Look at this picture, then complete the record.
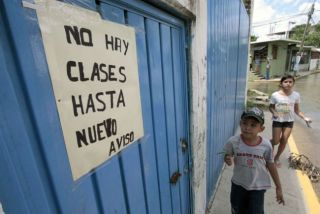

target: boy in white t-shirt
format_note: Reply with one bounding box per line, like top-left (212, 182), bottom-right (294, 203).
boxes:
top-left (224, 107), bottom-right (284, 214)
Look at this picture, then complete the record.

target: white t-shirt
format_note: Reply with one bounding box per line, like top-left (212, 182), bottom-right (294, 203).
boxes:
top-left (270, 91), bottom-right (300, 122)
top-left (223, 135), bottom-right (273, 190)
top-left (266, 64), bottom-right (270, 69)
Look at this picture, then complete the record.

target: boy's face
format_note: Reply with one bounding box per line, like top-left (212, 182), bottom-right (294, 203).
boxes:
top-left (240, 117), bottom-right (264, 139)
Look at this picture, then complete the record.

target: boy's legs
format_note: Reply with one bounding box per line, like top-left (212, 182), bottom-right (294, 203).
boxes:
top-left (231, 182), bottom-right (248, 214)
top-left (247, 189), bottom-right (266, 214)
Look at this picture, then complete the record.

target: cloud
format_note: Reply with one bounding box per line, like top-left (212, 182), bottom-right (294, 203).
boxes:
top-left (298, 2), bottom-right (313, 12)
top-left (282, 0), bottom-right (295, 3)
top-left (252, 0), bottom-right (276, 23)
top-left (297, 2), bottom-right (320, 25)
top-left (292, 1), bottom-right (301, 7)
top-left (252, 0), bottom-right (278, 37)
top-left (251, 0), bottom-right (320, 38)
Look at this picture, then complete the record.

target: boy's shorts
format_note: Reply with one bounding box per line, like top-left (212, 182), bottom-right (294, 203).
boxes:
top-left (272, 121), bottom-right (294, 128)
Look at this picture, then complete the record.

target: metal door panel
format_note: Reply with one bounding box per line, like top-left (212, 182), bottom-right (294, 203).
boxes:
top-left (236, 5), bottom-right (249, 120)
top-left (171, 28), bottom-right (190, 214)
top-left (120, 146), bottom-right (148, 214)
top-left (160, 24), bottom-right (182, 214)
top-left (127, 11), bottom-right (162, 214)
top-left (145, 18), bottom-right (173, 214)
top-left (0, 23), bottom-right (51, 213)
top-left (95, 158), bottom-right (128, 213)
top-left (206, 0), bottom-right (249, 204)
top-left (99, 4), bottom-right (148, 214)
top-left (99, 2), bottom-right (190, 213)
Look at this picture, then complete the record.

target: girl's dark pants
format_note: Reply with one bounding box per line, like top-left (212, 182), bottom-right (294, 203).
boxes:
top-left (231, 182), bottom-right (266, 214)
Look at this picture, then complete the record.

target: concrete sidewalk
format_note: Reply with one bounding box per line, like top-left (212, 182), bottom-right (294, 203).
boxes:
top-left (207, 111), bottom-right (314, 214)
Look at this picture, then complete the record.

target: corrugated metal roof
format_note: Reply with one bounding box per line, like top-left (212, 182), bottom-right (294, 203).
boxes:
top-left (252, 45), bottom-right (266, 51)
top-left (251, 38), bottom-right (300, 44)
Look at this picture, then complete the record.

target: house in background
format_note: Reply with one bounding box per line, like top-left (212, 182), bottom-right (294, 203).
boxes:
top-left (251, 37), bottom-right (320, 79)
top-left (251, 38), bottom-right (300, 78)
top-left (287, 45), bottom-right (313, 72)
top-left (306, 47), bottom-right (320, 70)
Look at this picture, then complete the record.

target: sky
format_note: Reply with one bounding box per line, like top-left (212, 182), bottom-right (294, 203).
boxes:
top-left (252, 0), bottom-right (320, 38)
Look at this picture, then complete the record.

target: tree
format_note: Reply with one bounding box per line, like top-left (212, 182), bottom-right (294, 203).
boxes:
top-left (250, 35), bottom-right (258, 42)
top-left (291, 22), bottom-right (320, 47)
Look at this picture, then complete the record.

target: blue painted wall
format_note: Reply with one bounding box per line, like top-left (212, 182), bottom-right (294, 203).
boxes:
top-left (206, 0), bottom-right (249, 200)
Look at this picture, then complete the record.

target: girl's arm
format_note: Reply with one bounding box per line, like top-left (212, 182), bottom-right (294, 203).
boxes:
top-left (269, 104), bottom-right (278, 118)
top-left (294, 103), bottom-right (311, 122)
top-left (266, 163), bottom-right (285, 205)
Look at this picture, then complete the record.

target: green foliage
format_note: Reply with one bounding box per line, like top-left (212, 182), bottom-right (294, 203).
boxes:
top-left (251, 35), bottom-right (258, 42)
top-left (291, 23), bottom-right (320, 47)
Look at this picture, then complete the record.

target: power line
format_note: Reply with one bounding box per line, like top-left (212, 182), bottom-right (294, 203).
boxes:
top-left (252, 12), bottom-right (308, 28)
top-left (294, 2), bottom-right (315, 76)
top-left (253, 1), bottom-right (320, 28)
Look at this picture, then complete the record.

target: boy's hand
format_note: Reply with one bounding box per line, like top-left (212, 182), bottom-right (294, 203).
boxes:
top-left (224, 155), bottom-right (233, 166)
top-left (276, 187), bottom-right (285, 205)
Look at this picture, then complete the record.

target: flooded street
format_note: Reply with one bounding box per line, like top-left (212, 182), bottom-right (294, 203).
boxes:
top-left (249, 73), bottom-right (320, 134)
top-left (249, 72), bottom-right (320, 200)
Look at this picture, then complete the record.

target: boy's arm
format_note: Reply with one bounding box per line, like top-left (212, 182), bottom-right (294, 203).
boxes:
top-left (224, 154), bottom-right (233, 166)
top-left (266, 163), bottom-right (285, 205)
top-left (223, 141), bottom-right (233, 166)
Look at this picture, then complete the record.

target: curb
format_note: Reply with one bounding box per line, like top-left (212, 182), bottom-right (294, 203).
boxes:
top-left (288, 135), bottom-right (320, 214)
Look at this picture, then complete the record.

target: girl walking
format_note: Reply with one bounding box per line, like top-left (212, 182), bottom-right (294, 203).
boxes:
top-left (269, 74), bottom-right (312, 166)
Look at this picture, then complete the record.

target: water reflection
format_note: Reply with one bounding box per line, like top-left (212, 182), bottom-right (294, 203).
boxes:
top-left (248, 73), bottom-right (320, 111)
top-left (294, 73), bottom-right (320, 113)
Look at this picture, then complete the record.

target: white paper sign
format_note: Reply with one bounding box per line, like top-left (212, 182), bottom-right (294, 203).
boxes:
top-left (36, 1), bottom-right (144, 180)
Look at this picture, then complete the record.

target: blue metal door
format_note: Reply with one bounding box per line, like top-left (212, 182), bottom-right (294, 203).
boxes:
top-left (0, 0), bottom-right (190, 213)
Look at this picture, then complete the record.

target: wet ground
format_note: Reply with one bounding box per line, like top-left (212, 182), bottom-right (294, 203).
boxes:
top-left (248, 73), bottom-right (320, 201)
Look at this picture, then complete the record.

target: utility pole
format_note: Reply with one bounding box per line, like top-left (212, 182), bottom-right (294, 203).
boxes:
top-left (294, 2), bottom-right (315, 76)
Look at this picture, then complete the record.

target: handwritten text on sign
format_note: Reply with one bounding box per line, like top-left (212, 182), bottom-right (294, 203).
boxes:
top-left (36, 1), bottom-right (144, 180)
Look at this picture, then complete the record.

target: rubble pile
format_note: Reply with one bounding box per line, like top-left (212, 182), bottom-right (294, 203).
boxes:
top-left (288, 153), bottom-right (320, 182)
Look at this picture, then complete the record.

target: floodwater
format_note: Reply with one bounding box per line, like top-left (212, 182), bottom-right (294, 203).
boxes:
top-left (249, 73), bottom-right (320, 199)
top-left (248, 73), bottom-right (320, 134)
